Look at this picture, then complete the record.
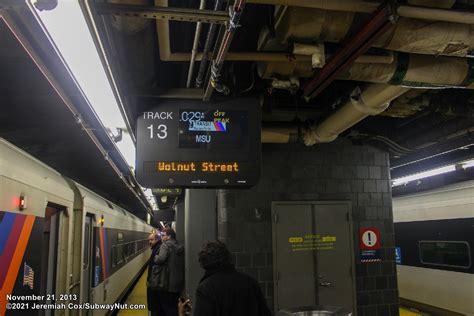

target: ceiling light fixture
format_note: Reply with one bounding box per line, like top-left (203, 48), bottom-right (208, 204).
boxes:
top-left (27, 0), bottom-right (135, 167)
top-left (392, 158), bottom-right (474, 187)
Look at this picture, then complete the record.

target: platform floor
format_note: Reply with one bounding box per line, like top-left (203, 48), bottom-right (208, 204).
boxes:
top-left (118, 270), bottom-right (148, 316)
top-left (119, 270), bottom-right (421, 316)
top-left (399, 307), bottom-right (422, 316)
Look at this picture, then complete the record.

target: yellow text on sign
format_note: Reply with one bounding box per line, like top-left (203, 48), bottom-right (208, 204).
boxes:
top-left (289, 237), bottom-right (303, 243)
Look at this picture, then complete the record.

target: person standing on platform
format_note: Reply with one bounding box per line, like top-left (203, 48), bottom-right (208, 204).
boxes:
top-left (147, 231), bottom-right (162, 316)
top-left (154, 227), bottom-right (185, 316)
top-left (178, 240), bottom-right (272, 316)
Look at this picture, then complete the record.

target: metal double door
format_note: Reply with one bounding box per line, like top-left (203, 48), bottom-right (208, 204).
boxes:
top-left (272, 201), bottom-right (356, 313)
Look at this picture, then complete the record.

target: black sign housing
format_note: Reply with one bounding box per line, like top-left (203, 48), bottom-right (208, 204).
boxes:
top-left (135, 98), bottom-right (261, 188)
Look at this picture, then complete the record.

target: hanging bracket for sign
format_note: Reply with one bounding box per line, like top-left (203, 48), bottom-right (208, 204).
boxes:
top-left (135, 98), bottom-right (261, 188)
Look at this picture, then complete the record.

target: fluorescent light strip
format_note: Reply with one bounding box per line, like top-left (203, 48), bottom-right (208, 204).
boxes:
top-left (392, 158), bottom-right (474, 187)
top-left (29, 1), bottom-right (135, 167)
top-left (29, 1), bottom-right (157, 209)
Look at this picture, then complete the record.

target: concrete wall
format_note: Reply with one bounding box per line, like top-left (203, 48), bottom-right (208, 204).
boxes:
top-left (216, 140), bottom-right (398, 316)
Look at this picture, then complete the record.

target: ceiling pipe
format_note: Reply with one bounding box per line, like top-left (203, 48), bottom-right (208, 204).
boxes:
top-left (338, 53), bottom-right (474, 88)
top-left (260, 84), bottom-right (410, 144)
top-left (204, 0), bottom-right (247, 100)
top-left (195, 0), bottom-right (223, 88)
top-left (397, 6), bottom-right (474, 24)
top-left (246, 0), bottom-right (474, 24)
top-left (153, 0), bottom-right (395, 63)
top-left (273, 6), bottom-right (474, 58)
top-left (303, 84), bottom-right (410, 145)
top-left (259, 52), bottom-right (474, 89)
top-left (186, 0), bottom-right (206, 88)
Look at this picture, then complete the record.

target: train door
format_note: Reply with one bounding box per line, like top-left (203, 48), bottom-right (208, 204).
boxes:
top-left (272, 201), bottom-right (356, 313)
top-left (82, 214), bottom-right (94, 305)
top-left (40, 203), bottom-right (64, 316)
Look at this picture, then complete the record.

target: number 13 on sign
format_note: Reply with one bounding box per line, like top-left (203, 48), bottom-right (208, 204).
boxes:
top-left (147, 124), bottom-right (168, 139)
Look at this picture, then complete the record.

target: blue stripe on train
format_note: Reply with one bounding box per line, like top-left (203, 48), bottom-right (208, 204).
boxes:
top-left (0, 212), bottom-right (16, 255)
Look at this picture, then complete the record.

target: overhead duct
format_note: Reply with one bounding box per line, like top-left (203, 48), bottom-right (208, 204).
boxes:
top-left (247, 0), bottom-right (474, 24)
top-left (260, 84), bottom-right (409, 144)
top-left (303, 84), bottom-right (410, 145)
top-left (259, 52), bottom-right (474, 89)
top-left (258, 54), bottom-right (394, 79)
top-left (273, 7), bottom-right (474, 58)
top-left (273, 6), bottom-right (355, 45)
top-left (373, 17), bottom-right (474, 57)
top-left (338, 53), bottom-right (474, 88)
top-left (154, 0), bottom-right (316, 62)
top-left (153, 0), bottom-right (394, 63)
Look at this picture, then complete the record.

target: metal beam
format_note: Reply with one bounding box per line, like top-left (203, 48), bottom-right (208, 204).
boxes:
top-left (302, 1), bottom-right (397, 100)
top-left (95, 3), bottom-right (229, 24)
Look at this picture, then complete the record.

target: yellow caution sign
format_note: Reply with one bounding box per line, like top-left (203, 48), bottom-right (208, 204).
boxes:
top-left (288, 234), bottom-right (337, 251)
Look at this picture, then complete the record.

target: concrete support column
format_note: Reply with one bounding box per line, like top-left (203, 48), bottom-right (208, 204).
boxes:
top-left (184, 189), bottom-right (217, 303)
top-left (175, 202), bottom-right (185, 242)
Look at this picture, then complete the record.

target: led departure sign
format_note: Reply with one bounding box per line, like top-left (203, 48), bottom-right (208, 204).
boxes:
top-left (135, 98), bottom-right (261, 188)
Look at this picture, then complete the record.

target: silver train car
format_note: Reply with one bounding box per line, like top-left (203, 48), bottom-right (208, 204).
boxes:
top-left (393, 181), bottom-right (474, 316)
top-left (0, 138), bottom-right (153, 315)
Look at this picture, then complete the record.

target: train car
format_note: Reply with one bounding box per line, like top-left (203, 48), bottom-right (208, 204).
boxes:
top-left (0, 138), bottom-right (154, 315)
top-left (393, 181), bottom-right (474, 316)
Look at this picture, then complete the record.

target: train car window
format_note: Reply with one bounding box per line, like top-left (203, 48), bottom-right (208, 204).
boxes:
top-left (419, 241), bottom-right (471, 268)
top-left (83, 222), bottom-right (90, 267)
top-left (111, 246), bottom-right (116, 268)
top-left (116, 244), bottom-right (124, 265)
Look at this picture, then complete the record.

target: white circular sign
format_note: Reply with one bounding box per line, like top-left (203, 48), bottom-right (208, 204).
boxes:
top-left (362, 230), bottom-right (377, 247)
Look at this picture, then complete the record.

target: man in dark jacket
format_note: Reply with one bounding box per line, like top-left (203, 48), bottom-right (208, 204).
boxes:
top-left (147, 232), bottom-right (162, 316)
top-left (180, 240), bottom-right (272, 316)
top-left (154, 228), bottom-right (185, 316)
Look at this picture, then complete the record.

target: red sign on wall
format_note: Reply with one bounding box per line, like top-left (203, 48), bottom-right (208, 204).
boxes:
top-left (359, 227), bottom-right (381, 250)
